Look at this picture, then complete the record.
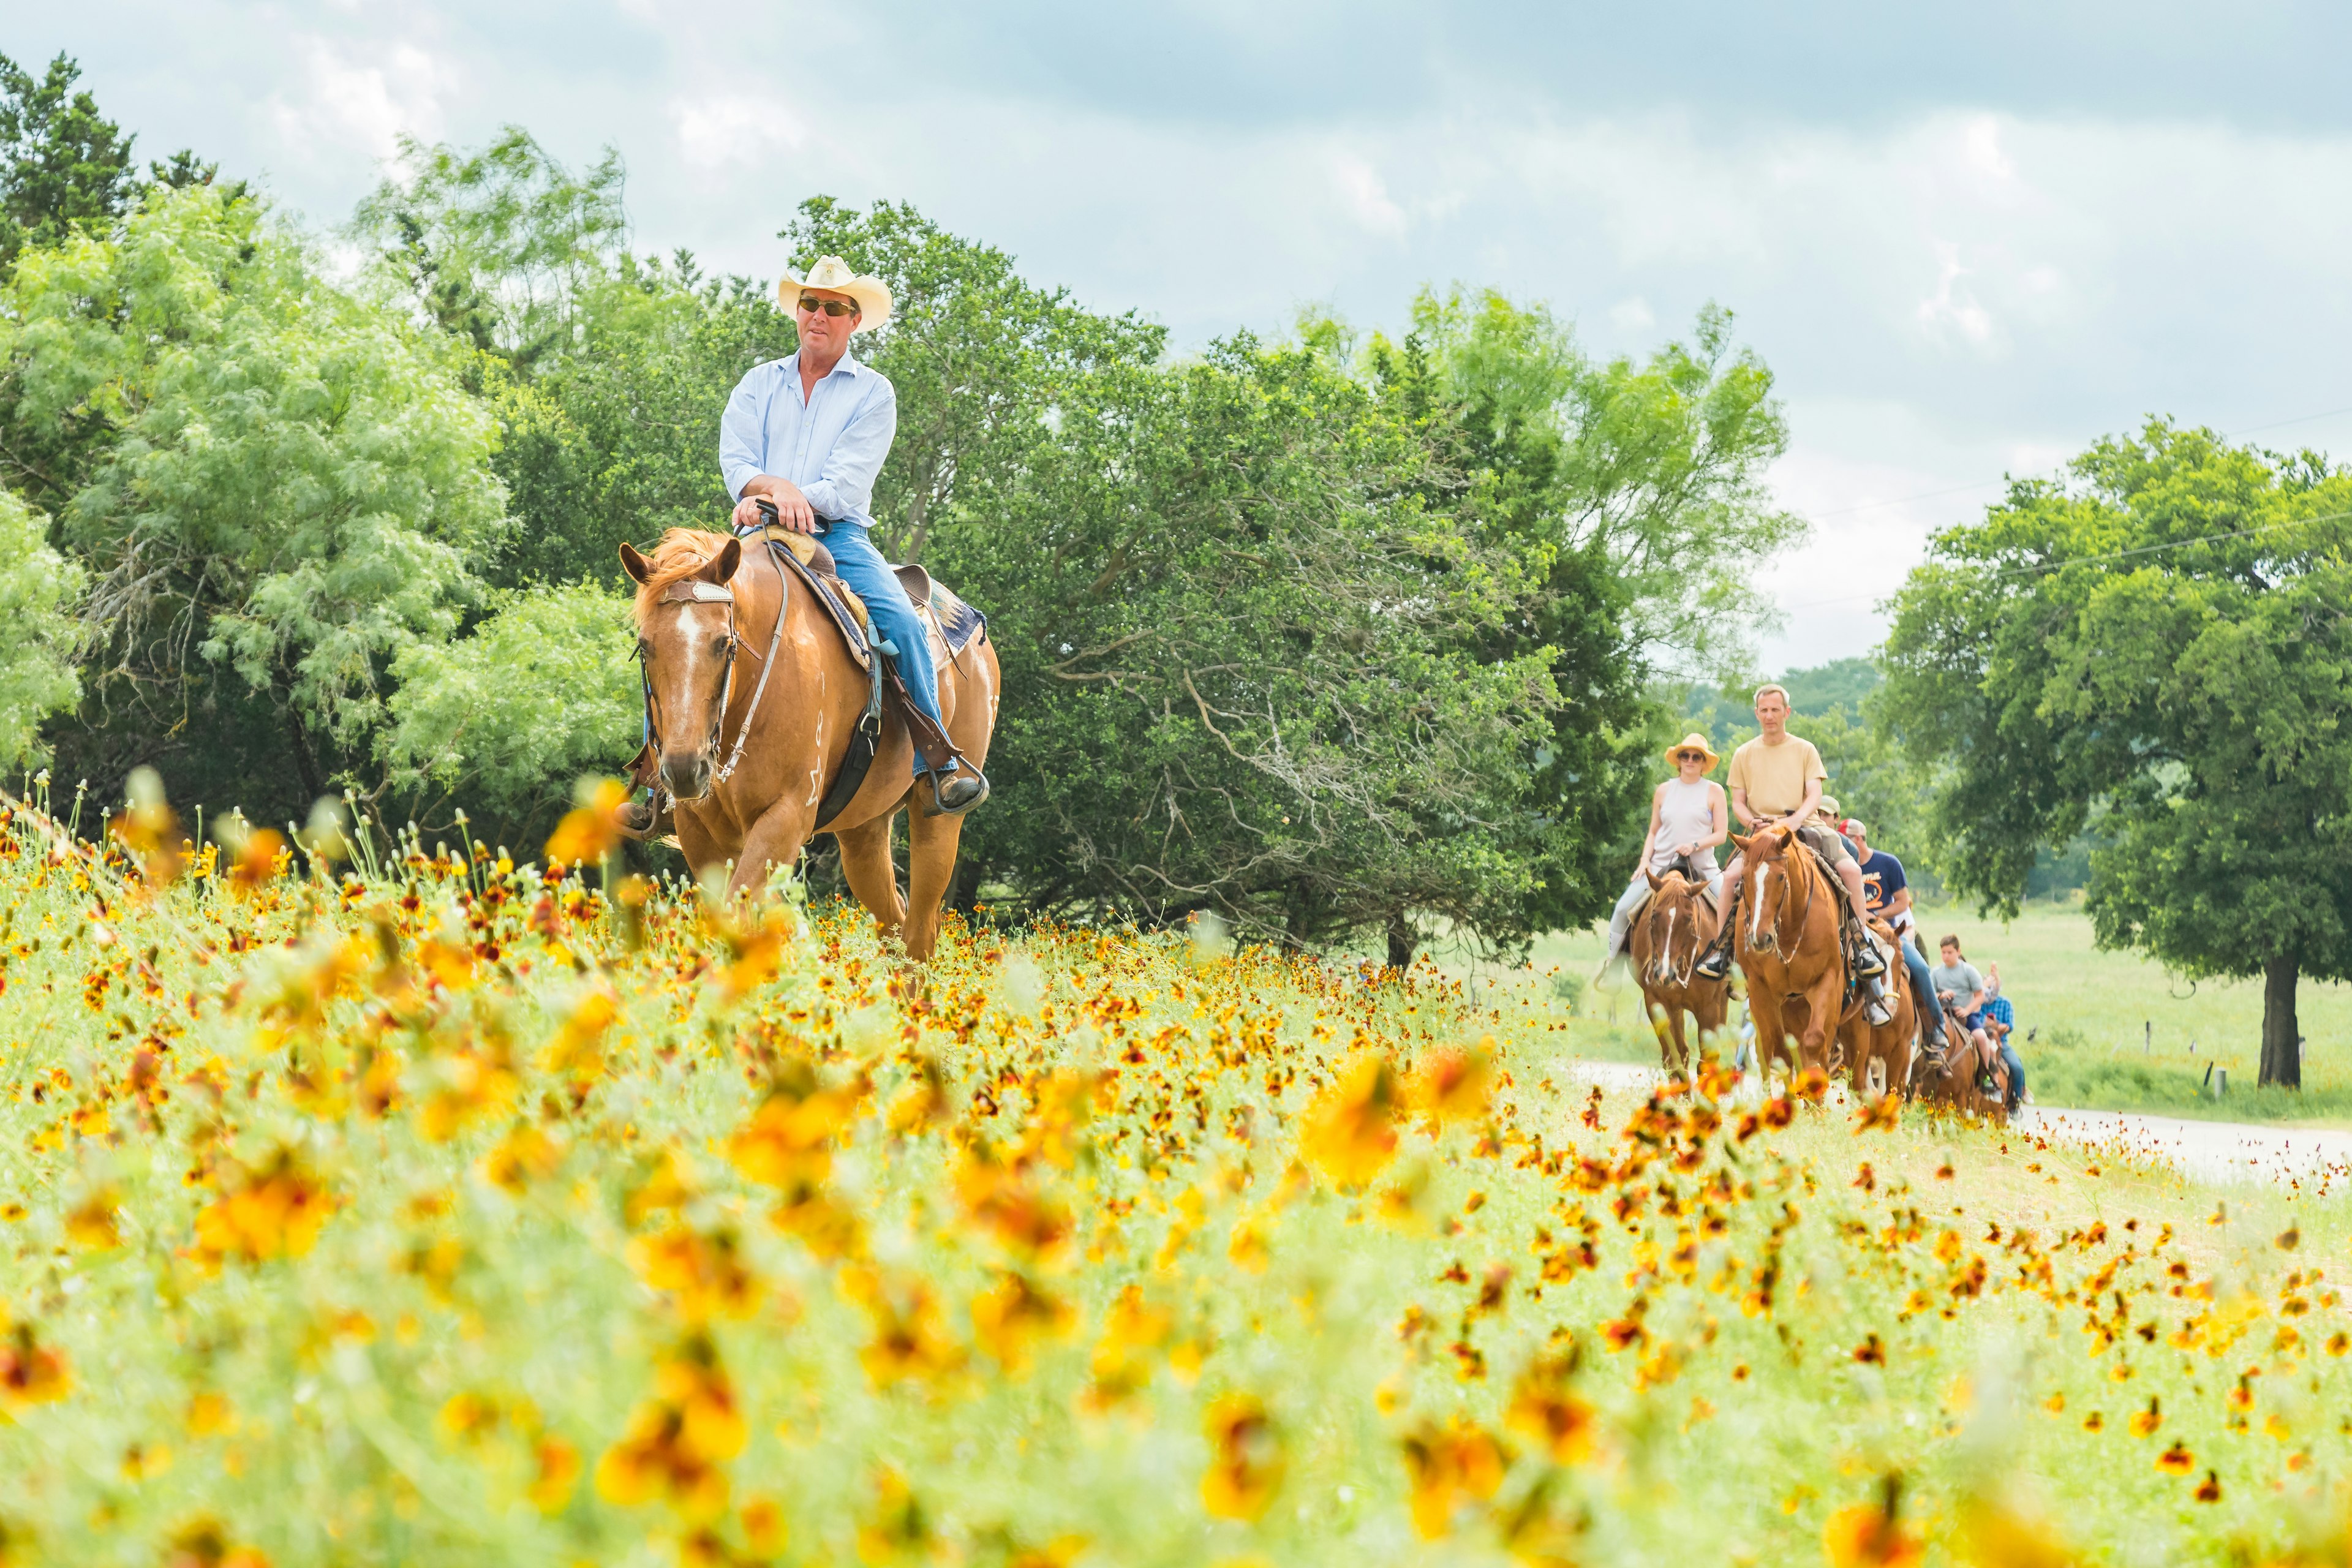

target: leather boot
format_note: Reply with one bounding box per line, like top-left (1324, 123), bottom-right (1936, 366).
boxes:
top-left (1861, 971), bottom-right (1894, 1027)
top-left (885, 665), bottom-right (990, 817)
top-left (1847, 919), bottom-right (1887, 978)
top-left (1694, 902), bottom-right (1738, 981)
top-left (922, 769), bottom-right (990, 817)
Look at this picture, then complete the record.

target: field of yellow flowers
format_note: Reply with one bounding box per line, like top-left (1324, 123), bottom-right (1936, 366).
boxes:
top-left (2, 780), bottom-right (2350, 1568)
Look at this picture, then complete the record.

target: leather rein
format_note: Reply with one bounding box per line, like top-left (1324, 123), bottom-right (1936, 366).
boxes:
top-left (636, 547), bottom-right (790, 812)
top-left (1750, 829), bottom-right (1820, 961)
top-left (1642, 875), bottom-right (1710, 987)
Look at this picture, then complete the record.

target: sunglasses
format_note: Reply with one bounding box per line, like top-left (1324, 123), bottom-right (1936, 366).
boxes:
top-left (797, 295), bottom-right (858, 317)
top-left (1676, 750), bottom-right (1707, 761)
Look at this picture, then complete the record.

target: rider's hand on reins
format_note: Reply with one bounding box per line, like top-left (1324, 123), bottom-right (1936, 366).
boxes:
top-left (735, 482), bottom-right (816, 534)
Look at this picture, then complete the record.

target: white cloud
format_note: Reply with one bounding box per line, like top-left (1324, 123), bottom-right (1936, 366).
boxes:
top-left (1915, 240), bottom-right (1999, 349)
top-left (1333, 153), bottom-right (1408, 236)
top-left (1608, 295), bottom-right (1654, 332)
top-left (265, 37), bottom-right (450, 165)
top-left (673, 92), bottom-right (809, 176)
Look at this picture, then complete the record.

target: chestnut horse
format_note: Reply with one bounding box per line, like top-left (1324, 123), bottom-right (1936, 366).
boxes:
top-left (618, 529), bottom-right (1000, 960)
top-left (1626, 867), bottom-right (1730, 1080)
top-left (1837, 916), bottom-right (1917, 1101)
top-left (1910, 1001), bottom-right (2010, 1122)
top-left (1728, 823), bottom-right (1848, 1083)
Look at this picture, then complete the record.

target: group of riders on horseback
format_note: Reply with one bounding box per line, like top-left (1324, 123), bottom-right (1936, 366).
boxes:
top-left (1596, 684), bottom-right (2026, 1115)
top-left (608, 252), bottom-right (2028, 1117)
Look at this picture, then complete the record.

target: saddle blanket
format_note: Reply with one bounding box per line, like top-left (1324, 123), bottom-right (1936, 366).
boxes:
top-left (744, 524), bottom-right (987, 666)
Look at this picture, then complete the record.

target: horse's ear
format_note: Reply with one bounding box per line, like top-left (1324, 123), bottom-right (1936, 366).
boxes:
top-left (1730, 832), bottom-right (1754, 854)
top-left (619, 542), bottom-right (653, 585)
top-left (1645, 869), bottom-right (1663, 890)
top-left (702, 538), bottom-right (742, 584)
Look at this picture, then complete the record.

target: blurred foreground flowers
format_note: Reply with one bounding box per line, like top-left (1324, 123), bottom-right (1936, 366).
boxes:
top-left (0, 782), bottom-right (2346, 1566)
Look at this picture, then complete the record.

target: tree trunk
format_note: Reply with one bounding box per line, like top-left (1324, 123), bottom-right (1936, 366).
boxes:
top-left (283, 707), bottom-right (326, 805)
top-left (1385, 912), bottom-right (1417, 976)
top-left (2259, 955), bottom-right (2302, 1089)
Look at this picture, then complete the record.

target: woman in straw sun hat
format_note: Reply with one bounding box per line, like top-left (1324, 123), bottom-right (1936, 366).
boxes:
top-left (1595, 731), bottom-right (1728, 979)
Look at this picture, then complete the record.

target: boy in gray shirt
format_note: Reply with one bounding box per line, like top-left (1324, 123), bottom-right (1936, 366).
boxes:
top-left (1931, 935), bottom-right (1998, 1093)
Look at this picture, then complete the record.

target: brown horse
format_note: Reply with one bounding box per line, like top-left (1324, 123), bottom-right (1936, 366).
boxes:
top-left (1626, 868), bottom-right (1730, 1080)
top-left (1727, 824), bottom-right (1849, 1084)
top-left (1910, 1001), bottom-right (2010, 1123)
top-left (1837, 916), bottom-right (1917, 1101)
top-left (617, 529), bottom-right (1000, 960)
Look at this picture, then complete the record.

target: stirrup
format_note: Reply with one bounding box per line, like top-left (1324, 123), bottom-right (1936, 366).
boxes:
top-left (1694, 943), bottom-right (1732, 981)
top-left (1850, 934), bottom-right (1887, 977)
top-left (1864, 993), bottom-right (1895, 1027)
top-left (918, 765), bottom-right (989, 818)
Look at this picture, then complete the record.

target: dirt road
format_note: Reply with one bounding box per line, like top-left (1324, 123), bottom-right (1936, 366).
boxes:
top-left (1564, 1060), bottom-right (2352, 1191)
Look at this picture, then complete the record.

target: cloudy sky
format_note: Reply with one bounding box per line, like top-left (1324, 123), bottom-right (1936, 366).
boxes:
top-left (23, 2), bottom-right (2352, 670)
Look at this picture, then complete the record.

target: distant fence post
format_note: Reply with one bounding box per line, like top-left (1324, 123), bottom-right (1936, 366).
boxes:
top-left (2143, 1020), bottom-right (2150, 1054)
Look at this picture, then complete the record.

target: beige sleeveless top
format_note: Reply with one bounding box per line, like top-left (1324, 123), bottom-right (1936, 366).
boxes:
top-left (1649, 777), bottom-right (1717, 871)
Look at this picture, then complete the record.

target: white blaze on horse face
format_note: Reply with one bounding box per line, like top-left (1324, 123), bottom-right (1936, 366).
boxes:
top-left (1750, 864), bottom-right (1772, 947)
top-left (668, 603), bottom-right (714, 736)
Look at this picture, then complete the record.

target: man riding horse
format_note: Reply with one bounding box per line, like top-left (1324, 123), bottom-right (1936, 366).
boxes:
top-left (719, 257), bottom-right (989, 817)
top-left (1695, 685), bottom-right (1890, 1019)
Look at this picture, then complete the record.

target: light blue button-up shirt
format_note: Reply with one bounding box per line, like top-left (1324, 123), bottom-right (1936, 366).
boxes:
top-left (718, 349), bottom-right (897, 527)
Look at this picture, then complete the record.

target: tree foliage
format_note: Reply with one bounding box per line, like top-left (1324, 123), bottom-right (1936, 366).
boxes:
top-left (0, 488), bottom-right (81, 768)
top-left (1881, 421), bottom-right (2352, 1086)
top-left (1, 183), bottom-right (507, 812)
top-left (956, 337), bottom-right (1557, 949)
top-left (0, 51), bottom-right (136, 273)
top-left (2, 94), bottom-right (1809, 959)
top-left (383, 579), bottom-right (636, 821)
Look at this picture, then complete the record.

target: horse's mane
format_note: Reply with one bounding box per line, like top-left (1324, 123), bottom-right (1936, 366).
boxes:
top-left (631, 528), bottom-right (736, 620)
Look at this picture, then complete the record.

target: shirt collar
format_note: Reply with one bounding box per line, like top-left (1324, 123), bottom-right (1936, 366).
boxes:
top-left (785, 348), bottom-right (863, 380)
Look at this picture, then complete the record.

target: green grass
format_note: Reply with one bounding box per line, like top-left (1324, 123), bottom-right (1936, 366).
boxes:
top-left (1433, 901), bottom-right (2352, 1123)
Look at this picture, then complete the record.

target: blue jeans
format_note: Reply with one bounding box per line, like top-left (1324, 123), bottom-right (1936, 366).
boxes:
top-left (815, 521), bottom-right (955, 775)
top-left (1899, 934), bottom-right (1937, 1040)
top-left (1999, 1042), bottom-right (2026, 1110)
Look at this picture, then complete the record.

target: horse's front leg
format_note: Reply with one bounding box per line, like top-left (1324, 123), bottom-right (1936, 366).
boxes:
top-left (1800, 975), bottom-right (1844, 1079)
top-left (726, 801), bottom-right (815, 902)
top-left (674, 809), bottom-right (732, 887)
top-left (832, 812), bottom-right (908, 943)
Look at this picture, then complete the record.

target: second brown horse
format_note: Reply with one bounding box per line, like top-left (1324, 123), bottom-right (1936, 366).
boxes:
top-left (1726, 823), bottom-right (1849, 1082)
top-left (1626, 867), bottom-right (1731, 1079)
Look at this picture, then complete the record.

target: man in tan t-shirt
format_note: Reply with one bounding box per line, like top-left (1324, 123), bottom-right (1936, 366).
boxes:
top-left (1695, 684), bottom-right (1886, 986)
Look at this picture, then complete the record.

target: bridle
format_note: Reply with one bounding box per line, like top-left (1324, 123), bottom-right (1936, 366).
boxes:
top-left (1743, 828), bottom-right (1817, 959)
top-left (1641, 875), bottom-right (1703, 988)
top-left (636, 552), bottom-right (790, 807)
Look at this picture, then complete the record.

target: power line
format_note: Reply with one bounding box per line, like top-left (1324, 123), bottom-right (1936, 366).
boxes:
top-left (1777, 505), bottom-right (2352, 613)
top-left (1805, 403), bottom-right (2352, 523)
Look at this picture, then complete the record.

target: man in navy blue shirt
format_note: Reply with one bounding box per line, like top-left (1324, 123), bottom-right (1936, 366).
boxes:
top-left (1845, 820), bottom-right (1937, 1050)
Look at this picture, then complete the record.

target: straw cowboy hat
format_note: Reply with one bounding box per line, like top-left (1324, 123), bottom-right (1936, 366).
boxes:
top-left (777, 256), bottom-right (893, 333)
top-left (1662, 731), bottom-right (1721, 771)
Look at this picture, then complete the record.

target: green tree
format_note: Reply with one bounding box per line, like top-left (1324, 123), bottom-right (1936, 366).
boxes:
top-left (350, 127), bottom-right (628, 371)
top-left (963, 337), bottom-right (1558, 951)
top-left (1, 183), bottom-right (507, 818)
top-left (0, 51), bottom-right (136, 273)
top-left (1880, 421), bottom-right (2352, 1087)
top-left (0, 489), bottom-right (81, 768)
top-left (354, 135), bottom-right (794, 589)
top-left (1327, 290), bottom-right (1801, 957)
top-left (382, 579), bottom-right (636, 827)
